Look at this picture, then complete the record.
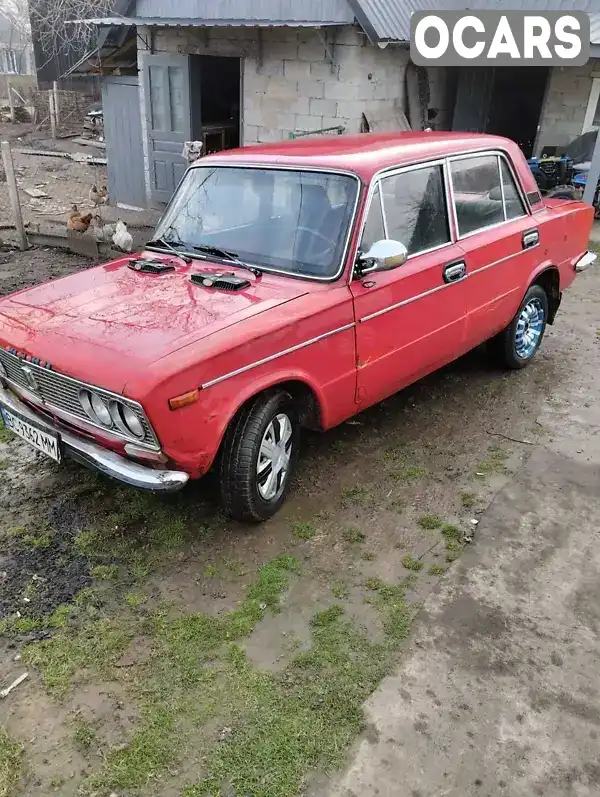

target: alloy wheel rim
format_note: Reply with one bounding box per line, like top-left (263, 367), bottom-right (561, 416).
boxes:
top-left (257, 413), bottom-right (293, 501)
top-left (515, 298), bottom-right (545, 359)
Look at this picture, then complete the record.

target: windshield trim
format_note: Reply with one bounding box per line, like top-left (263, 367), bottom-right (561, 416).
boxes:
top-left (155, 163), bottom-right (363, 283)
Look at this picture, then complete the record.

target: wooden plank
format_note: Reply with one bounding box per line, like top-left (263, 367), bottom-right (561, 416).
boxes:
top-left (1, 140), bottom-right (28, 251)
top-left (7, 79), bottom-right (15, 123)
top-left (49, 91), bottom-right (57, 139)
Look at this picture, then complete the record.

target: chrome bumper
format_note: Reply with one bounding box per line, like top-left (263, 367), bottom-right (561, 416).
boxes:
top-left (0, 383), bottom-right (189, 493)
top-left (575, 251), bottom-right (597, 273)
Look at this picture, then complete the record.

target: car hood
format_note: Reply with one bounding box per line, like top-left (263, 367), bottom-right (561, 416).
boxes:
top-left (0, 253), bottom-right (308, 392)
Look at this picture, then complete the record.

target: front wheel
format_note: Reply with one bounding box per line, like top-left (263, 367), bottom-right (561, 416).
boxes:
top-left (489, 285), bottom-right (549, 369)
top-left (219, 390), bottom-right (299, 522)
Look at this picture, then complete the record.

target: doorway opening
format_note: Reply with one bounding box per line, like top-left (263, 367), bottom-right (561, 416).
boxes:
top-left (485, 66), bottom-right (549, 158)
top-left (195, 55), bottom-right (241, 154)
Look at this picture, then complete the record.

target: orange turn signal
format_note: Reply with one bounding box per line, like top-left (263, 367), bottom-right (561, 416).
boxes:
top-left (168, 389), bottom-right (199, 410)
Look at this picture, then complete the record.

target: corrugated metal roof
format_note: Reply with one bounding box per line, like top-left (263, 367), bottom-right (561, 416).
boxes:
top-left (78, 16), bottom-right (351, 27)
top-left (591, 12), bottom-right (600, 44)
top-left (135, 0), bottom-right (354, 22)
top-left (350, 1), bottom-right (600, 44)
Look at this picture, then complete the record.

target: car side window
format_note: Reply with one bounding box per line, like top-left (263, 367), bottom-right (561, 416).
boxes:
top-left (501, 159), bottom-right (527, 220)
top-left (381, 165), bottom-right (450, 256)
top-left (450, 155), bottom-right (505, 236)
top-left (360, 184), bottom-right (385, 252)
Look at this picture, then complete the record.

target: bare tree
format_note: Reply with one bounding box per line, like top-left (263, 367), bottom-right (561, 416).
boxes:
top-left (1, 0), bottom-right (33, 73)
top-left (27, 0), bottom-right (116, 61)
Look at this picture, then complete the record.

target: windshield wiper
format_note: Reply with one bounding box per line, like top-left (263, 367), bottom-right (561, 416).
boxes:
top-left (146, 236), bottom-right (193, 264)
top-left (189, 244), bottom-right (262, 276)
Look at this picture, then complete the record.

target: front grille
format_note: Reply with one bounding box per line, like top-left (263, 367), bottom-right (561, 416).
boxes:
top-left (0, 348), bottom-right (157, 448)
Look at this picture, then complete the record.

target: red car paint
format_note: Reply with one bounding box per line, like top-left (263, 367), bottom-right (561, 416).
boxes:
top-left (0, 132), bottom-right (593, 480)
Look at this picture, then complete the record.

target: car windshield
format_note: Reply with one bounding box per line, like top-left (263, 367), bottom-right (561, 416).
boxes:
top-left (152, 166), bottom-right (359, 279)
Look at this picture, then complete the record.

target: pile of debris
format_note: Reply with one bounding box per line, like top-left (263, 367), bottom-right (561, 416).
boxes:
top-left (0, 105), bottom-right (31, 124)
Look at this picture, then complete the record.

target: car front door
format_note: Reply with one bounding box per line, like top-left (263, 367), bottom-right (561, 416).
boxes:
top-left (350, 161), bottom-right (469, 409)
top-left (448, 152), bottom-right (537, 349)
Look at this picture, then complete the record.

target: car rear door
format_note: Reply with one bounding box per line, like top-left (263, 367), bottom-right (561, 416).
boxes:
top-left (350, 160), bottom-right (469, 409)
top-left (448, 152), bottom-right (539, 349)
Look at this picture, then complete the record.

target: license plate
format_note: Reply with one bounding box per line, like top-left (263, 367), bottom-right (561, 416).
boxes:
top-left (0, 407), bottom-right (61, 463)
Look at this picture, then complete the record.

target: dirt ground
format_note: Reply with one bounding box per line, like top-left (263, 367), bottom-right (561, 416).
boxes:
top-left (0, 122), bottom-right (159, 248)
top-left (0, 244), bottom-right (598, 797)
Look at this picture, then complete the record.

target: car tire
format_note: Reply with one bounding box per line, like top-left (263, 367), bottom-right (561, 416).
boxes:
top-left (489, 284), bottom-right (549, 370)
top-left (545, 185), bottom-right (578, 201)
top-left (219, 390), bottom-right (299, 522)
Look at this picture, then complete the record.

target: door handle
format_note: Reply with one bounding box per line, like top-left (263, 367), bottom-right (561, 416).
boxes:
top-left (443, 260), bottom-right (467, 284)
top-left (522, 228), bottom-right (539, 249)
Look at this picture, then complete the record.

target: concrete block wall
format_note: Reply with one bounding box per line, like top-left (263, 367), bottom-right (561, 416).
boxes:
top-left (147, 25), bottom-right (409, 145)
top-left (536, 60), bottom-right (600, 155)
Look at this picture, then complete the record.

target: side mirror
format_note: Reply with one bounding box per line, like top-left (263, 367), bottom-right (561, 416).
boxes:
top-left (358, 239), bottom-right (408, 274)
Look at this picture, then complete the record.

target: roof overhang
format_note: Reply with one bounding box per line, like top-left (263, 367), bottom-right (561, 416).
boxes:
top-left (75, 16), bottom-right (351, 28)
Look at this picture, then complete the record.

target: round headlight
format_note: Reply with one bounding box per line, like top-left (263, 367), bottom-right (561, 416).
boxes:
top-left (0, 360), bottom-right (7, 379)
top-left (109, 400), bottom-right (145, 440)
top-left (90, 393), bottom-right (112, 427)
top-left (79, 389), bottom-right (112, 428)
top-left (122, 406), bottom-right (145, 439)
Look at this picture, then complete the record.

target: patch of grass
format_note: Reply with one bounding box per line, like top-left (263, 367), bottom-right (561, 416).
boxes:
top-left (4, 616), bottom-right (42, 634)
top-left (223, 558), bottom-right (246, 576)
top-left (91, 564), bottom-right (119, 581)
top-left (9, 523), bottom-right (53, 550)
top-left (47, 605), bottom-right (72, 629)
top-left (37, 554), bottom-right (417, 797)
top-left (0, 461), bottom-right (8, 471)
top-left (203, 564), bottom-right (217, 579)
top-left (331, 581), bottom-right (349, 600)
top-left (401, 555), bottom-right (423, 572)
top-left (362, 551), bottom-right (376, 562)
top-left (49, 777), bottom-right (64, 790)
top-left (460, 491), bottom-right (476, 509)
top-left (417, 514), bottom-right (443, 530)
top-left (342, 526), bottom-right (366, 544)
top-left (0, 418), bottom-right (14, 443)
top-left (125, 592), bottom-right (147, 609)
top-left (11, 519), bottom-right (56, 549)
top-left (310, 605), bottom-right (344, 627)
top-left (445, 550), bottom-right (461, 563)
top-left (441, 524), bottom-right (462, 542)
top-left (291, 520), bottom-right (317, 541)
top-left (72, 718), bottom-right (95, 752)
top-left (392, 466), bottom-right (427, 483)
top-left (364, 578), bottom-right (411, 642)
top-left (476, 445), bottom-right (508, 476)
top-left (428, 564), bottom-right (447, 576)
top-left (340, 485), bottom-right (376, 509)
top-left (0, 726), bottom-right (23, 797)
top-left (246, 556), bottom-right (299, 613)
top-left (446, 539), bottom-right (463, 552)
top-left (22, 619), bottom-right (133, 697)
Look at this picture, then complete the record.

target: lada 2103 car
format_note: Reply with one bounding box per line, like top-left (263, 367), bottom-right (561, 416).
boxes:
top-left (0, 132), bottom-right (595, 520)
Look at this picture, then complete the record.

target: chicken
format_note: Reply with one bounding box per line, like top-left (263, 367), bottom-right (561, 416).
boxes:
top-left (89, 184), bottom-right (109, 206)
top-left (92, 214), bottom-right (117, 243)
top-left (67, 205), bottom-right (93, 233)
top-left (112, 220), bottom-right (133, 252)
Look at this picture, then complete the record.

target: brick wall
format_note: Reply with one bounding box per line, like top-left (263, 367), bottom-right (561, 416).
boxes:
top-left (144, 25), bottom-right (409, 146)
top-left (536, 60), bottom-right (600, 155)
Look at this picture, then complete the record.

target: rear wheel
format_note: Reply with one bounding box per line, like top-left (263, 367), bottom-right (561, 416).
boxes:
top-left (489, 284), bottom-right (549, 369)
top-left (219, 390), bottom-right (299, 522)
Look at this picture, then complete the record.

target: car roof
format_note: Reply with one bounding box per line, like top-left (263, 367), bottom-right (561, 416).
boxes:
top-left (197, 131), bottom-right (517, 182)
